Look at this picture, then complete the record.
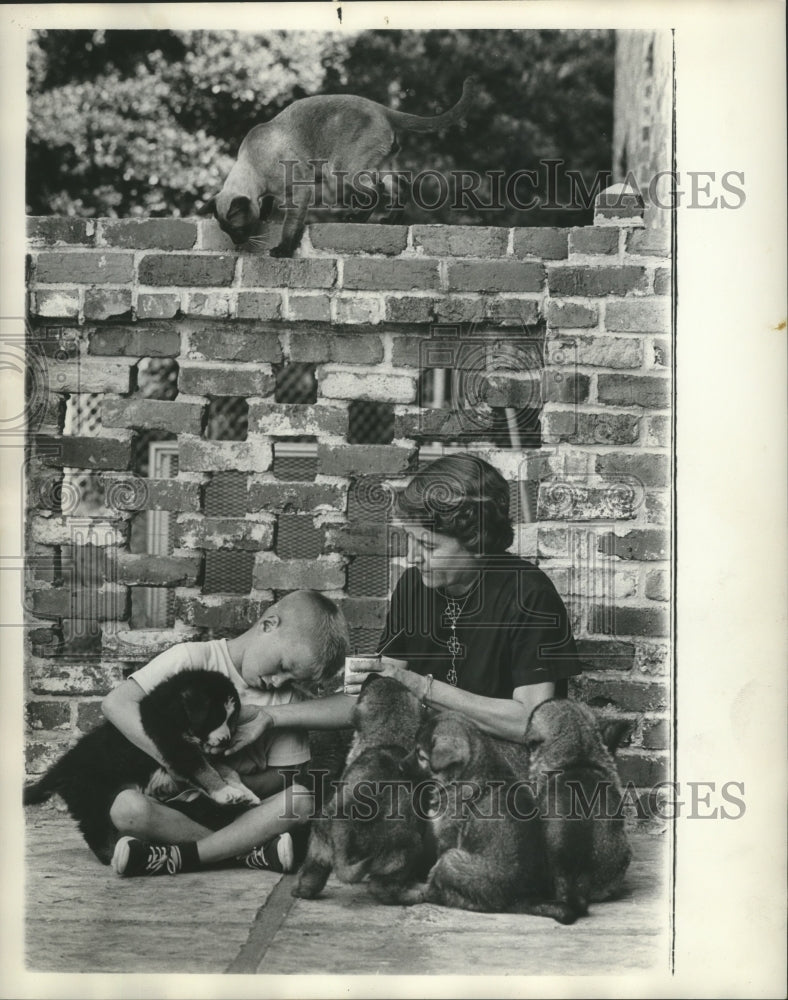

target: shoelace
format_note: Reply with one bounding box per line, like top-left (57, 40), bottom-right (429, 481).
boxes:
top-left (145, 844), bottom-right (181, 875)
top-left (245, 845), bottom-right (271, 869)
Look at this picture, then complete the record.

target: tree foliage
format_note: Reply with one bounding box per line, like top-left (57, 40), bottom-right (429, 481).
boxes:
top-left (27, 28), bottom-right (613, 226)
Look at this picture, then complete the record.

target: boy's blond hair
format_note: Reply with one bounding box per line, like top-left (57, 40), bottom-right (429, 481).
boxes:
top-left (274, 590), bottom-right (350, 692)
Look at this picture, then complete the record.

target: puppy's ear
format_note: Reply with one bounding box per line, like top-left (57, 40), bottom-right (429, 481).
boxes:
top-left (429, 734), bottom-right (465, 776)
top-left (197, 197), bottom-right (217, 217)
top-left (600, 719), bottom-right (633, 755)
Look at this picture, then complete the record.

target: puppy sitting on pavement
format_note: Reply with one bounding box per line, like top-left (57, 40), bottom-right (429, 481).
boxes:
top-left (401, 711), bottom-right (576, 923)
top-left (524, 698), bottom-right (632, 921)
top-left (293, 674), bottom-right (428, 904)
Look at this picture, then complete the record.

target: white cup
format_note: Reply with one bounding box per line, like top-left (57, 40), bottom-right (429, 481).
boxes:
top-left (343, 654), bottom-right (381, 695)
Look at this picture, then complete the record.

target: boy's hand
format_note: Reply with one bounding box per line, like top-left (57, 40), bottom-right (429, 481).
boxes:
top-left (224, 708), bottom-right (274, 756)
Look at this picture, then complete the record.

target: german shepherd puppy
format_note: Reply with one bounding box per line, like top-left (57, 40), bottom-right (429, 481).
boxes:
top-left (523, 698), bottom-right (633, 920)
top-left (293, 674), bottom-right (428, 904)
top-left (200, 78), bottom-right (474, 257)
top-left (24, 669), bottom-right (257, 864)
top-left (402, 711), bottom-right (576, 923)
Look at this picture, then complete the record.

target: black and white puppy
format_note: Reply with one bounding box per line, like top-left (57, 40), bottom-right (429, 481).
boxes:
top-left (24, 669), bottom-right (258, 863)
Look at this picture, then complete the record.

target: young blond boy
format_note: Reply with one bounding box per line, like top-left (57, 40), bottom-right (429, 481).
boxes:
top-left (102, 590), bottom-right (349, 877)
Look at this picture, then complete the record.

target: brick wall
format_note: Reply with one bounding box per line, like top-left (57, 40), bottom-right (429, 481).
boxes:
top-left (24, 186), bottom-right (672, 810)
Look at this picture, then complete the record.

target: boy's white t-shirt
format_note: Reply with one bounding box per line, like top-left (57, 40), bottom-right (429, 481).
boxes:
top-left (129, 638), bottom-right (310, 769)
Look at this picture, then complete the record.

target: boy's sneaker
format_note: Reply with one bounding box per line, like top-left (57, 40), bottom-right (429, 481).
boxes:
top-left (112, 836), bottom-right (196, 877)
top-left (240, 832), bottom-right (294, 873)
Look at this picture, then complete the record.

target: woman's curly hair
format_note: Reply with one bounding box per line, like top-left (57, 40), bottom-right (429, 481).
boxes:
top-left (395, 453), bottom-right (514, 555)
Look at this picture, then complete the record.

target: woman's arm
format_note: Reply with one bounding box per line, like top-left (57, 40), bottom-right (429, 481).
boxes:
top-left (102, 678), bottom-right (167, 766)
top-left (376, 659), bottom-right (554, 742)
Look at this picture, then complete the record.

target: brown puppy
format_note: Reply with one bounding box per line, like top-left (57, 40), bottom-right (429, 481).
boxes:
top-left (524, 698), bottom-right (632, 919)
top-left (293, 675), bottom-right (427, 904)
top-left (201, 78), bottom-right (474, 257)
top-left (403, 712), bottom-right (575, 922)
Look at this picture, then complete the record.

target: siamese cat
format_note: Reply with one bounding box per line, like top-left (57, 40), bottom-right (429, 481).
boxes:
top-left (199, 78), bottom-right (474, 257)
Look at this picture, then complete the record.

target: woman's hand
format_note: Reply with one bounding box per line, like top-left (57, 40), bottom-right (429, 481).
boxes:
top-left (365, 656), bottom-right (427, 699)
top-left (223, 707), bottom-right (274, 756)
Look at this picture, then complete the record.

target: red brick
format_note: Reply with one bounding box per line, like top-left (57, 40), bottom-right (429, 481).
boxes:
top-left (179, 438), bottom-right (272, 473)
top-left (546, 301), bottom-right (599, 328)
top-left (26, 740), bottom-right (73, 774)
top-left (178, 362), bottom-right (275, 397)
top-left (575, 336), bottom-right (642, 369)
top-left (483, 298), bottom-right (541, 327)
top-left (542, 411), bottom-right (640, 446)
top-left (288, 295), bottom-right (332, 322)
top-left (330, 335), bottom-right (384, 365)
top-left (595, 452), bottom-right (669, 488)
top-left (27, 217), bottom-right (95, 246)
top-left (32, 290), bottom-right (80, 318)
top-left (576, 638), bottom-right (635, 671)
top-left (395, 408), bottom-right (495, 440)
top-left (448, 261), bottom-right (544, 293)
top-left (309, 223), bottom-right (408, 255)
top-left (324, 522), bottom-right (391, 556)
top-left (249, 401), bottom-right (347, 437)
top-left (253, 557), bottom-right (346, 591)
top-left (434, 298), bottom-right (485, 323)
top-left (391, 335), bottom-right (426, 368)
top-left (36, 251), bottom-right (134, 284)
top-left (512, 228), bottom-right (569, 260)
top-left (173, 515), bottom-right (274, 552)
top-left (38, 435), bottom-right (132, 470)
top-left (173, 594), bottom-right (270, 629)
top-left (31, 586), bottom-right (128, 621)
top-left (640, 719), bottom-right (670, 750)
top-left (288, 331), bottom-right (331, 363)
top-left (26, 700), bottom-right (71, 731)
top-left (187, 291), bottom-right (233, 318)
top-left (599, 529), bottom-right (668, 561)
top-left (338, 596), bottom-right (388, 629)
top-left (573, 675), bottom-right (667, 713)
top-left (542, 372), bottom-right (590, 403)
top-left (645, 569), bottom-right (669, 601)
top-left (654, 268), bottom-right (671, 296)
top-left (319, 370), bottom-right (416, 404)
top-left (569, 228), bottom-right (619, 254)
top-left (28, 659), bottom-right (121, 696)
top-left (138, 254), bottom-right (236, 286)
top-left (626, 229), bottom-right (670, 257)
top-left (547, 266), bottom-right (647, 296)
top-left (412, 225), bottom-right (508, 258)
top-left (594, 186), bottom-right (645, 220)
top-left (343, 259), bottom-right (439, 291)
top-left (645, 492), bottom-right (668, 525)
top-left (646, 415), bottom-right (670, 448)
top-left (186, 327), bottom-right (283, 364)
top-left (101, 397), bottom-right (204, 434)
top-left (333, 296), bottom-right (383, 326)
top-left (241, 257), bottom-right (337, 288)
top-left (605, 300), bottom-right (670, 333)
top-left (30, 625), bottom-right (63, 658)
top-left (134, 479), bottom-right (201, 513)
top-left (590, 604), bottom-right (669, 637)
top-left (47, 358), bottom-right (133, 395)
top-left (60, 620), bottom-right (104, 659)
top-left (236, 292), bottom-right (283, 320)
top-left (597, 375), bottom-right (670, 409)
top-left (83, 288), bottom-right (132, 320)
top-left (318, 443), bottom-right (416, 477)
top-left (247, 480), bottom-right (346, 514)
top-left (99, 219), bottom-right (198, 250)
top-left (537, 478), bottom-right (639, 520)
top-left (88, 324), bottom-right (180, 357)
top-left (652, 339), bottom-right (670, 369)
top-left (136, 293), bottom-right (181, 319)
top-left (385, 297), bottom-right (439, 324)
top-left (113, 553), bottom-right (202, 585)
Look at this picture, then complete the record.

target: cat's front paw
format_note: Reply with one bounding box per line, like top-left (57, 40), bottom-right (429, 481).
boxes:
top-left (269, 243), bottom-right (293, 258)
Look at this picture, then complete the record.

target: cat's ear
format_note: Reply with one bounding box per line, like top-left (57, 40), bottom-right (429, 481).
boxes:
top-left (197, 197), bottom-right (217, 216)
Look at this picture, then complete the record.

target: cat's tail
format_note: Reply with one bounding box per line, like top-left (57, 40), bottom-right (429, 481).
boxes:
top-left (384, 77), bottom-right (475, 133)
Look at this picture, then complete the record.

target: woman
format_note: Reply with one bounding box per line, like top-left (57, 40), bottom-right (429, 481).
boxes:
top-left (245, 453), bottom-right (581, 745)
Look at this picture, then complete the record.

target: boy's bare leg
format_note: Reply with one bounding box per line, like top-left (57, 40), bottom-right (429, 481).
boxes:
top-left (110, 789), bottom-right (212, 843)
top-left (196, 782), bottom-right (313, 865)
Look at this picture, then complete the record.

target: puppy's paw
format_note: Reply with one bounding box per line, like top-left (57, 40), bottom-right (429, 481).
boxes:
top-left (210, 784), bottom-right (260, 806)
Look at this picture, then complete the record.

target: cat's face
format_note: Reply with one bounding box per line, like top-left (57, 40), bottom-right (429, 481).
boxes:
top-left (215, 194), bottom-right (260, 245)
